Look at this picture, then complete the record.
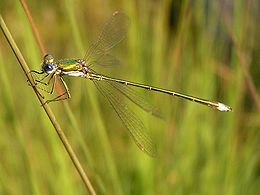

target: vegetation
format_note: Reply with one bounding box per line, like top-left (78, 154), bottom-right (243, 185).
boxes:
top-left (0, 0), bottom-right (259, 194)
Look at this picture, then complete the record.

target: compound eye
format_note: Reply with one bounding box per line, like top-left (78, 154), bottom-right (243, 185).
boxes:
top-left (43, 63), bottom-right (53, 72)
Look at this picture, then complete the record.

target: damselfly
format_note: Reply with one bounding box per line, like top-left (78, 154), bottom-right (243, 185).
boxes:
top-left (30, 11), bottom-right (232, 156)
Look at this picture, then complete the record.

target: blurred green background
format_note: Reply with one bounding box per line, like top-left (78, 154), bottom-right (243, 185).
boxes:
top-left (0, 0), bottom-right (259, 194)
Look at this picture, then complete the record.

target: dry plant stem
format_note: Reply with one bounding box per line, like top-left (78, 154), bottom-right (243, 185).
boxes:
top-left (0, 16), bottom-right (97, 195)
top-left (20, 0), bottom-right (46, 54)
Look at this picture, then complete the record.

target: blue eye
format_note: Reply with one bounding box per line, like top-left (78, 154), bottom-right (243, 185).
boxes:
top-left (43, 63), bottom-right (53, 72)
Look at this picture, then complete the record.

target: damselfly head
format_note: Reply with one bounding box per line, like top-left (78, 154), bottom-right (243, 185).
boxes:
top-left (42, 54), bottom-right (56, 73)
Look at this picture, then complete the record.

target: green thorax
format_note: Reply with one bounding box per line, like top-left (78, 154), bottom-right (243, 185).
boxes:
top-left (55, 59), bottom-right (84, 72)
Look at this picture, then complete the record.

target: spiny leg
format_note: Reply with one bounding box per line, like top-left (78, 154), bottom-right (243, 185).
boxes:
top-left (30, 72), bottom-right (57, 95)
top-left (28, 70), bottom-right (53, 86)
top-left (27, 70), bottom-right (48, 98)
top-left (35, 72), bottom-right (55, 89)
top-left (44, 76), bottom-right (71, 104)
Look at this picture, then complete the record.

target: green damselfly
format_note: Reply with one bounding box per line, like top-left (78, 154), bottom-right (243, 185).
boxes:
top-left (31, 11), bottom-right (232, 156)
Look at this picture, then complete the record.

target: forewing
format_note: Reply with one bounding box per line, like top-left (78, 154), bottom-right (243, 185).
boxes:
top-left (93, 80), bottom-right (157, 157)
top-left (84, 11), bottom-right (130, 67)
top-left (108, 81), bottom-right (163, 119)
top-left (89, 53), bottom-right (120, 68)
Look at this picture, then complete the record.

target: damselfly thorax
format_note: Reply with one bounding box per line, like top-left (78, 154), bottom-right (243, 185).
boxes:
top-left (43, 56), bottom-right (89, 77)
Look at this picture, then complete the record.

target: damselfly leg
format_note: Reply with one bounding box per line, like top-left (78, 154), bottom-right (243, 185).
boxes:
top-left (29, 71), bottom-right (71, 104)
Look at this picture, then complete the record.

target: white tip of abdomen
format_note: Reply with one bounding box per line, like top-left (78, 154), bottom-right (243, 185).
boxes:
top-left (217, 103), bottom-right (232, 112)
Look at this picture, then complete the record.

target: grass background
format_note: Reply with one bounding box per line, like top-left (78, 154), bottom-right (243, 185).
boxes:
top-left (0, 0), bottom-right (259, 194)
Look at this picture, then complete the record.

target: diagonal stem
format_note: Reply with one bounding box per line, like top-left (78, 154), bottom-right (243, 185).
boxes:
top-left (0, 15), bottom-right (96, 195)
